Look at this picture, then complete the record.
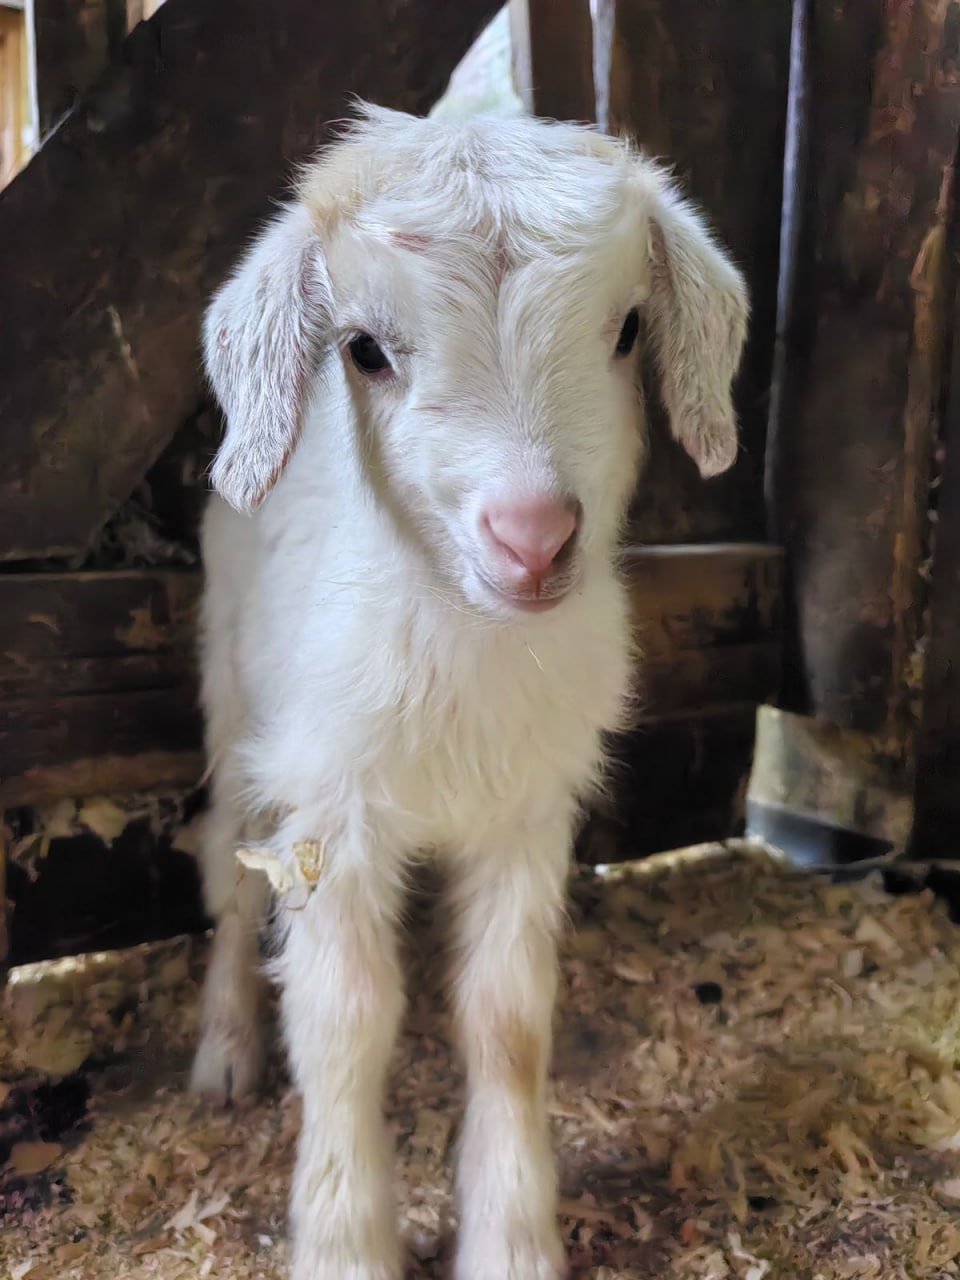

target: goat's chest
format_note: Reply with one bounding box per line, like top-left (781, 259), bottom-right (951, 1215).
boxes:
top-left (245, 574), bottom-right (633, 848)
top-left (352, 611), bottom-right (630, 847)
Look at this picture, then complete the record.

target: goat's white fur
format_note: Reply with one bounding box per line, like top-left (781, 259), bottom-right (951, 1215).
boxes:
top-left (194, 104), bottom-right (748, 1280)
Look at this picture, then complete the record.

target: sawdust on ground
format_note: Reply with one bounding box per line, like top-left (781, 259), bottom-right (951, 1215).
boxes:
top-left (4, 842), bottom-right (960, 1279)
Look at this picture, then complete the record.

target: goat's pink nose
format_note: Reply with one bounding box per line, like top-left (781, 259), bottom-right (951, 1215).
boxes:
top-left (483, 496), bottom-right (579, 574)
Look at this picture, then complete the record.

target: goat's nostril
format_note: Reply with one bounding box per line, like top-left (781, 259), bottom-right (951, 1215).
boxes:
top-left (553, 524), bottom-right (578, 567)
top-left (483, 496), bottom-right (580, 576)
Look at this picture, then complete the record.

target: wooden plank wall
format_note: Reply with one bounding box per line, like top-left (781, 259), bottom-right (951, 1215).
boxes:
top-left (0, 550), bottom-right (782, 811)
top-left (595, 545), bottom-right (783, 858)
top-left (2, 547), bottom-right (782, 965)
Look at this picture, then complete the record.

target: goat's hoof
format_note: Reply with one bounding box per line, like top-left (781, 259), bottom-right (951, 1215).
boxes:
top-left (454, 1235), bottom-right (566, 1280)
top-left (190, 1023), bottom-right (264, 1104)
top-left (290, 1258), bottom-right (402, 1280)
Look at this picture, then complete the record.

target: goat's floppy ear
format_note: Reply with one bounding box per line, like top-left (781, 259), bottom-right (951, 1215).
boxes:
top-left (203, 203), bottom-right (333, 513)
top-left (637, 167), bottom-right (749, 478)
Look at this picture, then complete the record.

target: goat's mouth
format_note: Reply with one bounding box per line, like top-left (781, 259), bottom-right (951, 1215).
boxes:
top-left (475, 572), bottom-right (575, 615)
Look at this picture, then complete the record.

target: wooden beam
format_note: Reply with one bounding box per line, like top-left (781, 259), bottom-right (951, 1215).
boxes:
top-left (624, 543), bottom-right (782, 658)
top-left (625, 543), bottom-right (782, 719)
top-left (0, 0), bottom-right (500, 561)
top-left (0, 571), bottom-right (202, 806)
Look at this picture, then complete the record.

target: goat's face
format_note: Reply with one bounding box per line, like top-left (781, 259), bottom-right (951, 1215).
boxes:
top-left (326, 226), bottom-right (648, 616)
top-left (205, 107), bottom-right (749, 619)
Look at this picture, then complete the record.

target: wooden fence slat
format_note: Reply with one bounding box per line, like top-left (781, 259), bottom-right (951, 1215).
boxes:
top-left (508, 0), bottom-right (596, 122)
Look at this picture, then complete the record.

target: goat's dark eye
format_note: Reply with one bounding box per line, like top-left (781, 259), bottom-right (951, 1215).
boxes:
top-left (348, 333), bottom-right (391, 376)
top-left (615, 308), bottom-right (640, 357)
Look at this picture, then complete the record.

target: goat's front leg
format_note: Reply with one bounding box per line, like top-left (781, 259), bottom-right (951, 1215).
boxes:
top-left (276, 826), bottom-right (406, 1280)
top-left (449, 814), bottom-right (572, 1280)
top-left (192, 774), bottom-right (270, 1105)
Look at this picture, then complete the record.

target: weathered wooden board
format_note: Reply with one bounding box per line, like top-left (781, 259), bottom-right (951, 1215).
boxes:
top-left (508, 0), bottom-right (596, 123)
top-left (0, 0), bottom-right (501, 561)
top-left (0, 572), bottom-right (202, 806)
top-left (771, 1), bottom-right (960, 749)
top-left (912, 279), bottom-right (960, 855)
top-left (32, 0), bottom-right (115, 138)
top-left (604, 0), bottom-right (792, 544)
top-left (624, 544), bottom-right (782, 659)
top-left (0, 547), bottom-right (782, 809)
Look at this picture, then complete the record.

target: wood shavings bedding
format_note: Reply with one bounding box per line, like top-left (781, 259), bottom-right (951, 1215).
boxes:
top-left (3, 842), bottom-right (960, 1279)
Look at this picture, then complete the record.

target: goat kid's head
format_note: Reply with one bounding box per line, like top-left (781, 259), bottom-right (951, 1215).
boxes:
top-left (204, 106), bottom-right (749, 619)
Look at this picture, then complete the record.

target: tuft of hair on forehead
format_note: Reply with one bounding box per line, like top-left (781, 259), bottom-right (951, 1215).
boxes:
top-left (295, 102), bottom-right (641, 265)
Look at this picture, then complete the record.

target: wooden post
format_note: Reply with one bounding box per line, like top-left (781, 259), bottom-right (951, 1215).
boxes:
top-left (771, 1), bottom-right (960, 761)
top-left (508, 0), bottom-right (596, 122)
top-left (912, 280), bottom-right (960, 853)
top-left (0, 824), bottom-right (8, 991)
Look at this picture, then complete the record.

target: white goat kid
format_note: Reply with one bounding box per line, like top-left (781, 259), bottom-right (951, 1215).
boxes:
top-left (193, 105), bottom-right (748, 1280)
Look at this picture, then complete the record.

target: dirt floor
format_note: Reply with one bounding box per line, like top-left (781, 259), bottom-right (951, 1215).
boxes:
top-left (4, 842), bottom-right (960, 1279)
